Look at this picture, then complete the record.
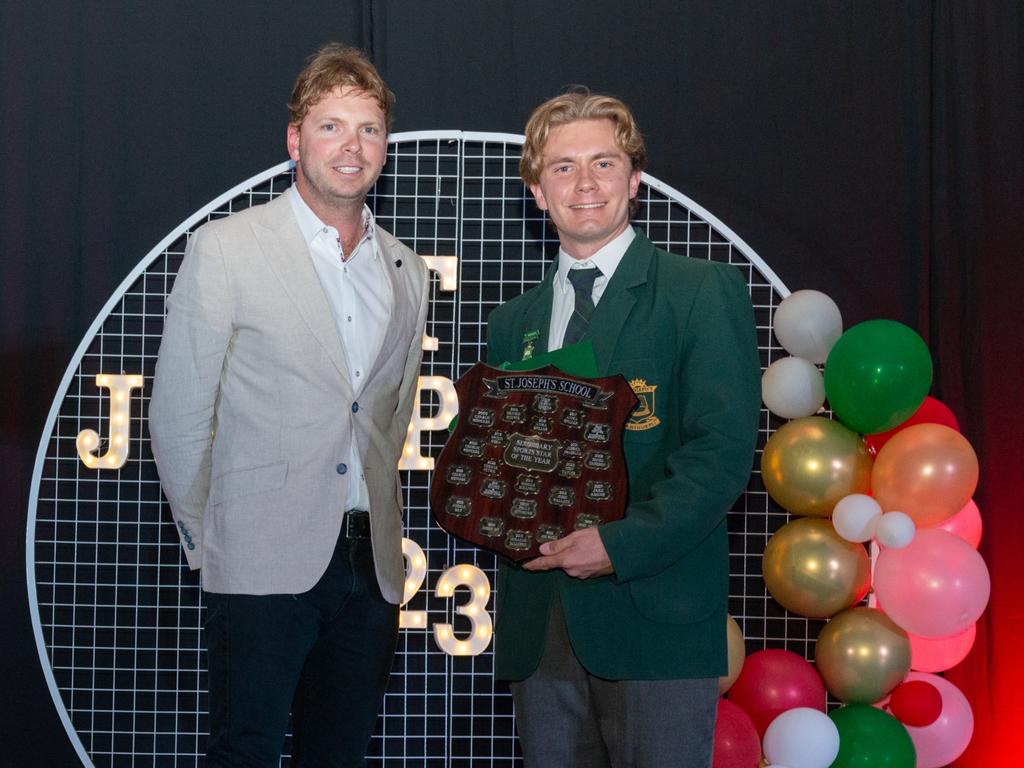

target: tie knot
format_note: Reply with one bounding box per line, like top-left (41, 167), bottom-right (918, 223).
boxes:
top-left (568, 266), bottom-right (601, 293)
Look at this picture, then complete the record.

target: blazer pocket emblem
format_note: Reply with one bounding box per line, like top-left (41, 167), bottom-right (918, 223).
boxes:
top-left (627, 378), bottom-right (660, 431)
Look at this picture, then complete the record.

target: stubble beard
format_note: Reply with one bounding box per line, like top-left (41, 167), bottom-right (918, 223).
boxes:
top-left (298, 161), bottom-right (378, 216)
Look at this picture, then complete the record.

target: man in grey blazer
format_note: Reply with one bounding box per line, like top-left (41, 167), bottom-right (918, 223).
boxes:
top-left (149, 44), bottom-right (429, 767)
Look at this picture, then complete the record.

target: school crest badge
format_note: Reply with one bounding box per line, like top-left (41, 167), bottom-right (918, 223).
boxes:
top-left (627, 378), bottom-right (660, 430)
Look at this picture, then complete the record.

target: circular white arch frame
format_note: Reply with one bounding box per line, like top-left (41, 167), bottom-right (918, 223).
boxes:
top-left (27, 131), bottom-right (793, 767)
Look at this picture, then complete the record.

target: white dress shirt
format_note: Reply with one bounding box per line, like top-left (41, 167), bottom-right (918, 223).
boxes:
top-left (548, 225), bottom-right (636, 350)
top-left (289, 185), bottom-right (392, 512)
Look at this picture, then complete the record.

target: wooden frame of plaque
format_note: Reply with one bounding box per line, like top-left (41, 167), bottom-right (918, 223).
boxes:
top-left (430, 363), bottom-right (638, 561)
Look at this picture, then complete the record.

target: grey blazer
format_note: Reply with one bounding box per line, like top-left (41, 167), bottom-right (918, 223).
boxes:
top-left (149, 192), bottom-right (429, 603)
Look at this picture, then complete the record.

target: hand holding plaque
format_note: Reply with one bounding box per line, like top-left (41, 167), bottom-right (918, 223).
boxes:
top-left (430, 362), bottom-right (637, 561)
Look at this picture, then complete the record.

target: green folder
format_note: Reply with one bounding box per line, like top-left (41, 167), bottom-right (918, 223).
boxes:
top-left (502, 339), bottom-right (599, 377)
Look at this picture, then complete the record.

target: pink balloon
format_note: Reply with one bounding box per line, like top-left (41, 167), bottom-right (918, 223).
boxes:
top-left (874, 528), bottom-right (990, 637)
top-left (909, 624), bottom-right (977, 672)
top-left (727, 649), bottom-right (826, 738)
top-left (902, 672), bottom-right (974, 768)
top-left (928, 499), bottom-right (982, 549)
top-left (713, 699), bottom-right (762, 768)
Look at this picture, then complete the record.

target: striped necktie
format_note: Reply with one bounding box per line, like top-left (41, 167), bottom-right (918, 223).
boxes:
top-left (563, 267), bottom-right (602, 346)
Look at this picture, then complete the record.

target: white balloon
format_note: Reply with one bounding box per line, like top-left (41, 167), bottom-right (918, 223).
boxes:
top-left (876, 511), bottom-right (917, 548)
top-left (832, 494), bottom-right (882, 542)
top-left (774, 290), bottom-right (843, 364)
top-left (761, 357), bottom-right (826, 419)
top-left (763, 707), bottom-right (840, 768)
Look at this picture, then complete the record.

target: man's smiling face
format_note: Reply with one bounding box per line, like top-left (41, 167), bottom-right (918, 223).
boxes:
top-left (529, 118), bottom-right (641, 260)
top-left (287, 86), bottom-right (388, 214)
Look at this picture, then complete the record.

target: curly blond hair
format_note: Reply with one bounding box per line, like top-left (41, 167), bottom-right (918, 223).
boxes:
top-left (287, 43), bottom-right (395, 130)
top-left (520, 89), bottom-right (646, 187)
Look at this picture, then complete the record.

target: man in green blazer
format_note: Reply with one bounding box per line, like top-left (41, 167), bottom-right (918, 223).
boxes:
top-left (486, 91), bottom-right (760, 766)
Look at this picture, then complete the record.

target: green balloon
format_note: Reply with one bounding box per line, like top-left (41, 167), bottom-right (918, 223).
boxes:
top-left (824, 320), bottom-right (932, 434)
top-left (829, 705), bottom-right (915, 768)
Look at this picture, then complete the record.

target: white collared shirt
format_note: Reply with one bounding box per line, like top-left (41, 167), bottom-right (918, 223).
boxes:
top-left (289, 184), bottom-right (391, 512)
top-left (548, 225), bottom-right (636, 350)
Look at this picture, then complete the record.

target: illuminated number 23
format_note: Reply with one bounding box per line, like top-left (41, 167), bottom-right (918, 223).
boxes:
top-left (400, 538), bottom-right (493, 656)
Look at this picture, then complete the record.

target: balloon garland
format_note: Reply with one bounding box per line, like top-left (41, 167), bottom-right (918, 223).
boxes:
top-left (714, 289), bottom-right (986, 767)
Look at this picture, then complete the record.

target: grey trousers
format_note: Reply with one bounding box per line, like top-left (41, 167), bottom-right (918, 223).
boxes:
top-left (509, 596), bottom-right (718, 768)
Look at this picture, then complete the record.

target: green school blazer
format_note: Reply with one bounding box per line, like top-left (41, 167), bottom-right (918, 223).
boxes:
top-left (485, 231), bottom-right (761, 680)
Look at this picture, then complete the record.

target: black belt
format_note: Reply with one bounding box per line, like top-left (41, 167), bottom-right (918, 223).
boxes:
top-left (343, 510), bottom-right (371, 539)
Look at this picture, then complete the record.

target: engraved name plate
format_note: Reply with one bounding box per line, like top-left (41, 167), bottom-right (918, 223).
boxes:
top-left (446, 464), bottom-right (473, 485)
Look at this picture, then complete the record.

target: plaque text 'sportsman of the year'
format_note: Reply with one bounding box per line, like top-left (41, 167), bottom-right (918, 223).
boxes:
top-left (430, 363), bottom-right (638, 561)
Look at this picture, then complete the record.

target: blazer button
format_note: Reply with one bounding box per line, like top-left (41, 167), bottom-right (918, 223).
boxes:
top-left (336, 463), bottom-right (348, 475)
top-left (187, 542), bottom-right (196, 550)
top-left (351, 402), bottom-right (359, 413)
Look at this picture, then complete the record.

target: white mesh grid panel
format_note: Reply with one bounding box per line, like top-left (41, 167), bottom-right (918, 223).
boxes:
top-left (28, 131), bottom-right (798, 767)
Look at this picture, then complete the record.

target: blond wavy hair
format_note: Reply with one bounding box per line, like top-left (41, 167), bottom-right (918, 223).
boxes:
top-left (519, 89), bottom-right (647, 187)
top-left (287, 43), bottom-right (395, 130)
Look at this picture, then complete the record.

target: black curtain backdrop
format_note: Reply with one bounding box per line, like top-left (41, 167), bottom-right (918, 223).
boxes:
top-left (2, 2), bottom-right (1020, 764)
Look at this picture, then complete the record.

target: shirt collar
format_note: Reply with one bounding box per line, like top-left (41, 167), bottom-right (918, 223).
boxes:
top-left (555, 225), bottom-right (636, 293)
top-left (288, 184), bottom-right (377, 257)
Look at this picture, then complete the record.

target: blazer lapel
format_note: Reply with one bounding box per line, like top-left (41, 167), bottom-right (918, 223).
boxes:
top-left (586, 232), bottom-right (654, 373)
top-left (252, 195), bottom-right (354, 393)
top-left (363, 236), bottom-right (403, 385)
top-left (517, 262), bottom-right (557, 359)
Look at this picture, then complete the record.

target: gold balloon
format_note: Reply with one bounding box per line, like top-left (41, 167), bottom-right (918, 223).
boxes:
top-left (872, 423), bottom-right (979, 526)
top-left (761, 416), bottom-right (873, 516)
top-left (718, 615), bottom-right (746, 694)
top-left (815, 607), bottom-right (910, 704)
top-left (763, 518), bottom-right (871, 618)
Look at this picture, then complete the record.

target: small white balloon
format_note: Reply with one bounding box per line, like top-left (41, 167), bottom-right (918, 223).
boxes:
top-left (763, 707), bottom-right (840, 768)
top-left (774, 289), bottom-right (843, 364)
top-left (876, 511), bottom-right (917, 548)
top-left (832, 494), bottom-right (883, 542)
top-left (761, 356), bottom-right (826, 419)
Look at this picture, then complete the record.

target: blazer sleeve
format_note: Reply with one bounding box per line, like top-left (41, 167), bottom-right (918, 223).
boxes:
top-left (148, 226), bottom-right (234, 569)
top-left (598, 263), bottom-right (761, 583)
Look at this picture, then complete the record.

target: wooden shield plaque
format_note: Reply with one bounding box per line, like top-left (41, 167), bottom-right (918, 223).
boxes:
top-left (430, 363), bottom-right (638, 561)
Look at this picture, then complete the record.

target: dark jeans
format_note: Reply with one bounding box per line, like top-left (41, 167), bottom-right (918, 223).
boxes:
top-left (203, 530), bottom-right (398, 768)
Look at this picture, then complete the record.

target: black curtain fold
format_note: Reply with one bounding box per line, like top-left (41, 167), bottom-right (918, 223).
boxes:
top-left (932, 3), bottom-right (1024, 764)
top-left (2, 2), bottom-right (1020, 763)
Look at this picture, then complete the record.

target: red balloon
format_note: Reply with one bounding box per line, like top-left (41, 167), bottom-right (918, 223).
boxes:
top-left (713, 699), bottom-right (762, 768)
top-left (865, 396), bottom-right (960, 454)
top-left (726, 649), bottom-right (827, 737)
top-left (888, 679), bottom-right (943, 727)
